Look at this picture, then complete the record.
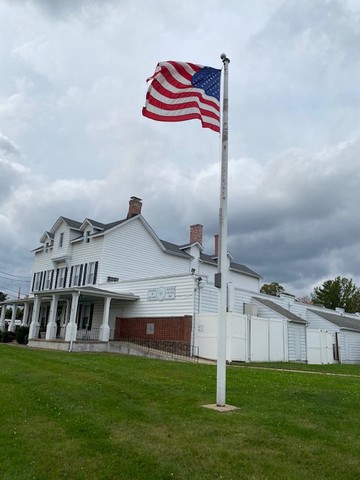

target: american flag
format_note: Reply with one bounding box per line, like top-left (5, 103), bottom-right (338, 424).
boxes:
top-left (142, 61), bottom-right (221, 132)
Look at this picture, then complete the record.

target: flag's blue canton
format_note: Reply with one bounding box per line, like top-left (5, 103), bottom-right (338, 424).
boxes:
top-left (192, 67), bottom-right (221, 101)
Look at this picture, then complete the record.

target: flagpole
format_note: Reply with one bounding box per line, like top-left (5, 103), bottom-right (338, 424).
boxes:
top-left (216, 53), bottom-right (230, 407)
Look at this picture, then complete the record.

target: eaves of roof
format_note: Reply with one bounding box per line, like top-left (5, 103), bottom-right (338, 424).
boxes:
top-left (230, 262), bottom-right (261, 279)
top-left (160, 240), bottom-right (193, 259)
top-left (253, 297), bottom-right (308, 324)
top-left (199, 254), bottom-right (261, 279)
top-left (309, 309), bottom-right (360, 333)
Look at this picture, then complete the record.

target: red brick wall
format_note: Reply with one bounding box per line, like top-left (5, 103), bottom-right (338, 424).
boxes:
top-left (114, 316), bottom-right (192, 344)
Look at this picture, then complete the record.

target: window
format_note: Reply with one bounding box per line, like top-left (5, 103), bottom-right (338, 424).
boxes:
top-left (44, 270), bottom-right (53, 290)
top-left (72, 265), bottom-right (82, 286)
top-left (107, 276), bottom-right (119, 282)
top-left (146, 323), bottom-right (155, 335)
top-left (59, 232), bottom-right (64, 248)
top-left (87, 262), bottom-right (97, 284)
top-left (85, 231), bottom-right (90, 243)
top-left (33, 272), bottom-right (42, 291)
top-left (56, 267), bottom-right (67, 288)
top-left (77, 304), bottom-right (93, 330)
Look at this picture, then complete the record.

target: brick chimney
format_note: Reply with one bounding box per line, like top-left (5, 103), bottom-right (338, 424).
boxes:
top-left (214, 234), bottom-right (219, 257)
top-left (127, 196), bottom-right (142, 219)
top-left (190, 224), bottom-right (203, 245)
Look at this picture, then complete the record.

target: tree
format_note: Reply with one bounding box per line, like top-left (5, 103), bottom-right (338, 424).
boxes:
top-left (0, 292), bottom-right (7, 302)
top-left (296, 296), bottom-right (313, 304)
top-left (311, 276), bottom-right (360, 313)
top-left (260, 282), bottom-right (285, 297)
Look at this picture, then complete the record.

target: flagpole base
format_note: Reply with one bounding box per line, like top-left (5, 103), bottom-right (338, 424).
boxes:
top-left (202, 404), bottom-right (238, 413)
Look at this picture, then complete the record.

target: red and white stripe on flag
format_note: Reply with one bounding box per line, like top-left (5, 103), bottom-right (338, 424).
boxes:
top-left (142, 61), bottom-right (221, 133)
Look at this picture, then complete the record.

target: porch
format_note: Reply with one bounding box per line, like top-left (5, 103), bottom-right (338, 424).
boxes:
top-left (0, 286), bottom-right (139, 343)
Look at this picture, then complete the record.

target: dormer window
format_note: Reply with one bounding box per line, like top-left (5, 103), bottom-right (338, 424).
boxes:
top-left (45, 242), bottom-right (49, 253)
top-left (85, 231), bottom-right (90, 243)
top-left (59, 233), bottom-right (64, 248)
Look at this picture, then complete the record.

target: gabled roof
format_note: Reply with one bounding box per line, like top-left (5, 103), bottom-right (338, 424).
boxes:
top-left (199, 253), bottom-right (261, 279)
top-left (230, 261), bottom-right (261, 279)
top-left (179, 241), bottom-right (204, 252)
top-left (253, 297), bottom-right (307, 324)
top-left (309, 309), bottom-right (360, 333)
top-left (39, 231), bottom-right (54, 244)
top-left (79, 218), bottom-right (105, 232)
top-left (57, 217), bottom-right (82, 230)
top-left (160, 240), bottom-right (193, 259)
top-left (34, 212), bottom-right (258, 275)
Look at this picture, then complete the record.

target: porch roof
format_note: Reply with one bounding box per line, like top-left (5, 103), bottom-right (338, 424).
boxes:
top-left (0, 287), bottom-right (139, 306)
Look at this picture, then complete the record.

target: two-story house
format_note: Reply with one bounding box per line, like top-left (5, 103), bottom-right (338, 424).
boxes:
top-left (1, 196), bottom-right (359, 363)
top-left (3, 196), bottom-right (260, 354)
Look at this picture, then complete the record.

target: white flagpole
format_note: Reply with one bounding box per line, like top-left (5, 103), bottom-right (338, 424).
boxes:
top-left (216, 53), bottom-right (230, 407)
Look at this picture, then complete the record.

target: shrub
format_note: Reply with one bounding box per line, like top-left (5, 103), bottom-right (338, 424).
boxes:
top-left (16, 326), bottom-right (29, 345)
top-left (2, 331), bottom-right (16, 343)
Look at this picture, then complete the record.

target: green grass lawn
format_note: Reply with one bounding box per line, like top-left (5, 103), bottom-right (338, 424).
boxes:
top-left (1, 345), bottom-right (359, 480)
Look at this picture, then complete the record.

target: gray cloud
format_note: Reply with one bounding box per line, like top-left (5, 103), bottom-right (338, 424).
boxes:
top-left (0, 0), bottom-right (360, 298)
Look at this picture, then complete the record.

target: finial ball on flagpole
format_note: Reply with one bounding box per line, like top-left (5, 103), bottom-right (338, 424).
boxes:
top-left (220, 53), bottom-right (226, 59)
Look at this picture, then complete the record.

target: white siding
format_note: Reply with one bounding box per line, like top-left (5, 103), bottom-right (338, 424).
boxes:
top-left (32, 250), bottom-right (55, 273)
top-left (71, 236), bottom-right (103, 267)
top-left (101, 219), bottom-right (189, 281)
top-left (51, 222), bottom-right (72, 260)
top-left (103, 274), bottom-right (195, 318)
top-left (340, 330), bottom-right (360, 364)
top-left (198, 282), bottom-right (218, 313)
top-left (228, 269), bottom-right (259, 292)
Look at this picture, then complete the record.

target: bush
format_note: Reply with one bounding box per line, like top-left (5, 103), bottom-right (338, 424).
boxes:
top-left (16, 326), bottom-right (29, 345)
top-left (2, 331), bottom-right (16, 343)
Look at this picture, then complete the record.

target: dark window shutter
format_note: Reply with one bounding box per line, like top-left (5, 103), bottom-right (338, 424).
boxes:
top-left (79, 264), bottom-right (84, 286)
top-left (69, 266), bottom-right (73, 287)
top-left (63, 268), bottom-right (68, 288)
top-left (93, 262), bottom-right (98, 285)
top-left (55, 269), bottom-right (59, 288)
top-left (41, 271), bottom-right (46, 291)
top-left (31, 274), bottom-right (36, 292)
top-left (39, 272), bottom-right (44, 291)
top-left (50, 270), bottom-right (54, 290)
top-left (82, 264), bottom-right (88, 286)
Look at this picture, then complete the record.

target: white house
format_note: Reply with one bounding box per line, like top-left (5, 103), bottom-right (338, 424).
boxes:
top-left (1, 196), bottom-right (359, 364)
top-left (0, 196), bottom-right (261, 355)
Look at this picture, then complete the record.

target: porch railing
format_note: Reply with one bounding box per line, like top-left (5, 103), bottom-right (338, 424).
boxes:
top-left (55, 327), bottom-right (114, 341)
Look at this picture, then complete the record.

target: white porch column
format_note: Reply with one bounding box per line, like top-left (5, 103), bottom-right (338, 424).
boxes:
top-left (99, 297), bottom-right (111, 342)
top-left (0, 305), bottom-right (6, 331)
top-left (8, 304), bottom-right (17, 332)
top-left (22, 303), bottom-right (29, 326)
top-left (65, 292), bottom-right (80, 342)
top-left (46, 294), bottom-right (59, 340)
top-left (29, 296), bottom-right (41, 339)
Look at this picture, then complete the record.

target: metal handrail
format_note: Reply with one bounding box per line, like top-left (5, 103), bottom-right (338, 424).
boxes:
top-left (123, 338), bottom-right (199, 362)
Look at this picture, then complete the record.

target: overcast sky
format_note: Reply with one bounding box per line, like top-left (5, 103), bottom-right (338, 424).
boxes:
top-left (1, 0), bottom-right (359, 300)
